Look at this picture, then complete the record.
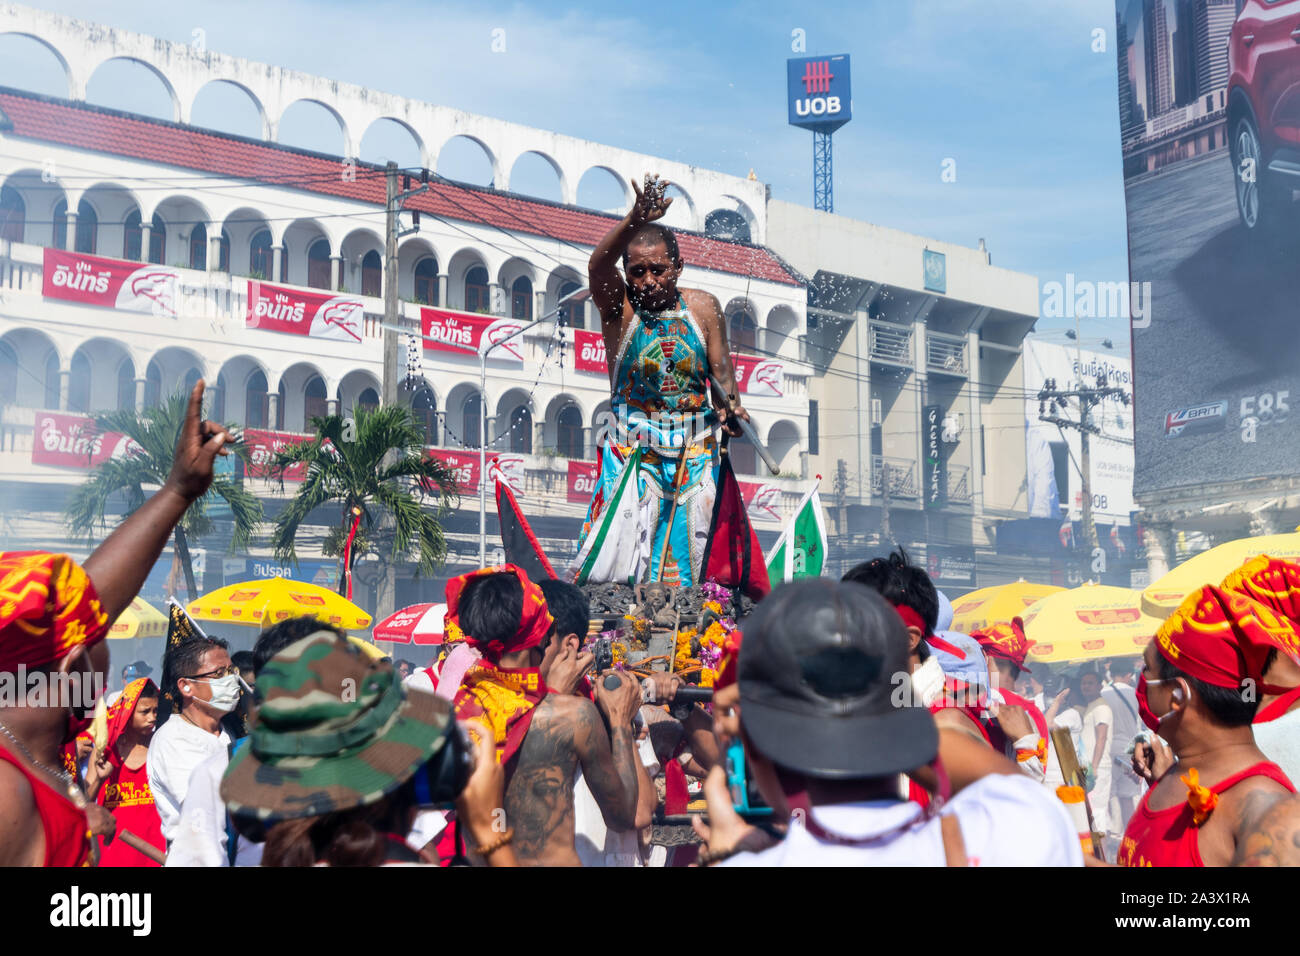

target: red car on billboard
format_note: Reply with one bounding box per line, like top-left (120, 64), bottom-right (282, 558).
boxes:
top-left (1228, 0), bottom-right (1300, 234)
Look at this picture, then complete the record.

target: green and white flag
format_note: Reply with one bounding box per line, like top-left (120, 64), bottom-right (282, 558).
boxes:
top-left (765, 482), bottom-right (828, 587)
top-left (569, 448), bottom-right (648, 585)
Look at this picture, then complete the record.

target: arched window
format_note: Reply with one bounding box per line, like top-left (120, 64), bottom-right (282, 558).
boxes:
top-left (357, 387), bottom-right (379, 413)
top-left (211, 372), bottom-right (227, 422)
top-left (218, 230), bottom-right (231, 272)
top-left (117, 359), bottom-right (136, 411)
top-left (307, 239), bottom-right (331, 290)
top-left (728, 434), bottom-right (757, 475)
top-left (412, 387), bottom-right (438, 446)
top-left (0, 186), bottom-right (25, 242)
top-left (181, 367), bottom-right (202, 398)
top-left (144, 360), bottom-right (162, 409)
top-left (0, 341), bottom-right (18, 404)
top-left (304, 375), bottom-right (328, 430)
top-left (511, 276), bottom-right (532, 320)
top-left (728, 305), bottom-right (758, 354)
top-left (149, 214), bottom-right (166, 265)
top-left (558, 281), bottom-right (583, 330)
top-left (509, 405), bottom-right (532, 453)
top-left (705, 209), bottom-right (750, 243)
top-left (245, 370), bottom-right (269, 429)
top-left (557, 404), bottom-right (583, 459)
top-left (361, 250), bottom-right (382, 297)
top-left (275, 381), bottom-right (286, 431)
top-left (250, 229), bottom-right (272, 280)
top-left (44, 351), bottom-right (60, 409)
top-left (462, 393), bottom-right (482, 448)
top-left (189, 223), bottom-right (207, 270)
top-left (124, 209), bottom-right (142, 260)
top-left (68, 352), bottom-right (91, 413)
top-left (53, 199), bottom-right (97, 253)
top-left (465, 266), bottom-right (489, 313)
top-left (414, 257), bottom-right (438, 305)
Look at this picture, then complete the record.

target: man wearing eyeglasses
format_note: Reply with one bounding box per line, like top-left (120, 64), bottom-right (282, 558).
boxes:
top-left (148, 638), bottom-right (239, 851)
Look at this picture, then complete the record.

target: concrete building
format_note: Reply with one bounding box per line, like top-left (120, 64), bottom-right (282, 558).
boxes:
top-left (764, 202), bottom-right (1056, 592)
top-left (0, 4), bottom-right (810, 619)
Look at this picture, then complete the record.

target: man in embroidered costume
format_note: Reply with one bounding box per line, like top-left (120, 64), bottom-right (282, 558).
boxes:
top-left (1120, 585), bottom-right (1298, 867)
top-left (84, 678), bottom-right (165, 866)
top-left (0, 381), bottom-right (234, 866)
top-left (438, 565), bottom-right (644, 865)
top-left (577, 174), bottom-right (750, 586)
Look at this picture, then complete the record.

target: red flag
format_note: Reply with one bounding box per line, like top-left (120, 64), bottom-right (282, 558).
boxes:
top-left (701, 455), bottom-right (771, 600)
top-left (494, 472), bottom-right (557, 581)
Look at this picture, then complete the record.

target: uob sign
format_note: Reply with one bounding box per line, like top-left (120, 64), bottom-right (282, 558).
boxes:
top-left (787, 55), bottom-right (852, 133)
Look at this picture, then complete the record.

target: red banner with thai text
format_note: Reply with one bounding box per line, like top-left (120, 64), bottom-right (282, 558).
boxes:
top-left (246, 281), bottom-right (365, 344)
top-left (739, 480), bottom-right (783, 524)
top-left (31, 412), bottom-right (141, 469)
top-left (731, 354), bottom-right (786, 397)
top-left (420, 308), bottom-right (525, 364)
top-left (573, 329), bottom-right (608, 374)
top-left (429, 448), bottom-right (482, 494)
top-left (567, 459), bottom-right (599, 503)
top-left (42, 248), bottom-right (179, 318)
top-left (243, 429), bottom-right (311, 481)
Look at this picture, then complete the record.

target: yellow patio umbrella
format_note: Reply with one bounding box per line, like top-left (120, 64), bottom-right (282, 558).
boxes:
top-left (108, 597), bottom-right (168, 639)
top-left (950, 579), bottom-right (1065, 634)
top-left (1141, 529), bottom-right (1300, 619)
top-left (1021, 582), bottom-right (1162, 664)
top-left (187, 576), bottom-right (372, 631)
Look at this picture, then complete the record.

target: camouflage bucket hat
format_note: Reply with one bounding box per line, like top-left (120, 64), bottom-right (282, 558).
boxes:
top-left (220, 631), bottom-right (452, 822)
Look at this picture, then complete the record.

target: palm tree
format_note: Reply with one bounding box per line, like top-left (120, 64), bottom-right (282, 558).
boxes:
top-left (65, 393), bottom-right (264, 601)
top-left (268, 405), bottom-right (459, 591)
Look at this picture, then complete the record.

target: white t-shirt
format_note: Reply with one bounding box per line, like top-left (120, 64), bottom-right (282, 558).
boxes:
top-left (721, 772), bottom-right (1083, 867)
top-left (165, 746), bottom-right (263, 867)
top-left (1253, 707), bottom-right (1300, 788)
top-left (1082, 700), bottom-right (1114, 780)
top-left (573, 736), bottom-right (661, 867)
top-left (147, 715), bottom-right (230, 847)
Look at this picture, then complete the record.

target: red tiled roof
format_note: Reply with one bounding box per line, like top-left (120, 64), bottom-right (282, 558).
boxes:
top-left (0, 89), bottom-right (801, 286)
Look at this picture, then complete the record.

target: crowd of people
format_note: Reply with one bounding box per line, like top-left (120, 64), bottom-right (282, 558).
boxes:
top-left (3, 379), bottom-right (1300, 868)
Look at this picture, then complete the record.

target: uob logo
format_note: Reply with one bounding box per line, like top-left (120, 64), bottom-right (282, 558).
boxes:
top-left (794, 60), bottom-right (842, 118)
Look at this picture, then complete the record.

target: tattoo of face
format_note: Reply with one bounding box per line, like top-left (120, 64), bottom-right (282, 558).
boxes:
top-left (504, 704), bottom-right (577, 860)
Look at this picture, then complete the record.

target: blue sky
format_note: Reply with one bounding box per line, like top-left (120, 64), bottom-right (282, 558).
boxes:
top-left (0, 0), bottom-right (1132, 345)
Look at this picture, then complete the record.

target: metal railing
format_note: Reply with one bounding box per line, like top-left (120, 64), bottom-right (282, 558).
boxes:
top-left (947, 463), bottom-right (971, 503)
top-left (871, 455), bottom-right (917, 498)
top-left (926, 333), bottom-right (967, 375)
top-left (868, 320), bottom-right (912, 367)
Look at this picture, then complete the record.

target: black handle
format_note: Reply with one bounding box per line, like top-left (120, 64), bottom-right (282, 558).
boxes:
top-left (672, 686), bottom-right (714, 704)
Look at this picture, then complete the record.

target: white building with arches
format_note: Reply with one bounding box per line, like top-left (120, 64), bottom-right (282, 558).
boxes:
top-left (0, 3), bottom-right (812, 618)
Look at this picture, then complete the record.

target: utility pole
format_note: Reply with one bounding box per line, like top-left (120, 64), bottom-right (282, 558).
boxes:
top-left (879, 461), bottom-right (892, 546)
top-left (377, 162), bottom-right (428, 620)
top-left (1038, 373), bottom-right (1130, 575)
top-left (382, 162), bottom-right (400, 405)
top-left (381, 162), bottom-right (429, 405)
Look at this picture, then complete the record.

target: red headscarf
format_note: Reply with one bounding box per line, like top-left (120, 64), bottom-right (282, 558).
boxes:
top-left (0, 551), bottom-right (109, 672)
top-left (103, 678), bottom-right (158, 768)
top-left (972, 617), bottom-right (1035, 673)
top-left (444, 564), bottom-right (553, 660)
top-left (714, 630), bottom-right (743, 691)
top-left (1220, 555), bottom-right (1300, 624)
top-left (894, 604), bottom-right (965, 659)
top-left (1154, 586), bottom-right (1300, 689)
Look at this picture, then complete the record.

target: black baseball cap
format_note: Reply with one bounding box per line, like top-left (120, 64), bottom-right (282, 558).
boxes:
top-left (737, 578), bottom-right (938, 779)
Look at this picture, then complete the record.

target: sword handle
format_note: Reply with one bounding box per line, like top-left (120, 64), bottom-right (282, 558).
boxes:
top-left (708, 375), bottom-right (780, 475)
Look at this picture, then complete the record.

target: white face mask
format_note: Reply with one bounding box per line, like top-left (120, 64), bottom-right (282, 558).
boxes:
top-left (187, 673), bottom-right (242, 713)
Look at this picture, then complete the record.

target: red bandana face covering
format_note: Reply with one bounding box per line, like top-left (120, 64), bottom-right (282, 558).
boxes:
top-left (444, 564), bottom-right (553, 659)
top-left (1154, 586), bottom-right (1300, 689)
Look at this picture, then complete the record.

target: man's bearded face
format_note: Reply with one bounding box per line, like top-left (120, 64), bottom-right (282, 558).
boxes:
top-left (624, 242), bottom-right (681, 312)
